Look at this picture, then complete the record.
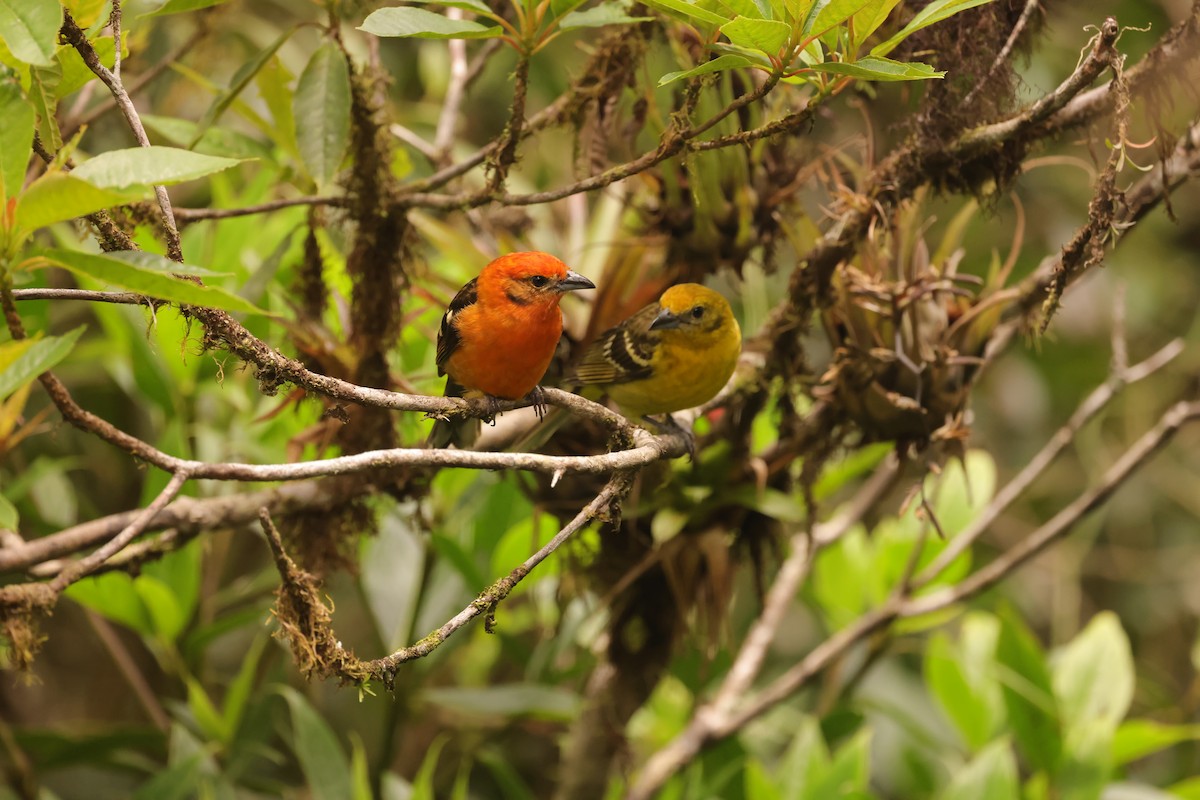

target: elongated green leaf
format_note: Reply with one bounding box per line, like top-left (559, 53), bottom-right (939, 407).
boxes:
top-left (0, 493), bottom-right (17, 530)
top-left (806, 55), bottom-right (943, 81)
top-left (924, 616), bottom-right (1003, 750)
top-left (1052, 611), bottom-right (1134, 733)
top-left (27, 62), bottom-right (61, 151)
top-left (1112, 720), bottom-right (1200, 766)
top-left (0, 0), bottom-right (62, 66)
top-left (424, 684), bottom-right (581, 720)
top-left (810, 0), bottom-right (871, 36)
top-left (659, 53), bottom-right (755, 86)
top-left (938, 739), bottom-right (1019, 800)
top-left (42, 249), bottom-right (268, 315)
top-left (401, 0), bottom-right (493, 13)
top-left (293, 42), bottom-right (351, 189)
top-left (849, 0), bottom-right (900, 51)
top-left (0, 80), bottom-right (33, 201)
top-left (132, 755), bottom-right (206, 800)
top-left (359, 7), bottom-right (503, 39)
top-left (559, 2), bottom-right (652, 29)
top-left (15, 172), bottom-right (142, 232)
top-left (996, 609), bottom-right (1061, 773)
top-left (640, 0), bottom-right (729, 26)
top-left (870, 0), bottom-right (993, 57)
top-left (0, 326), bottom-right (84, 398)
top-left (141, 0), bottom-right (231, 16)
top-left (279, 687), bottom-right (353, 800)
top-left (717, 0), bottom-right (763, 19)
top-left (721, 16), bottom-right (791, 54)
top-left (71, 146), bottom-right (243, 189)
top-left (189, 25), bottom-right (296, 148)
top-left (142, 114), bottom-right (273, 160)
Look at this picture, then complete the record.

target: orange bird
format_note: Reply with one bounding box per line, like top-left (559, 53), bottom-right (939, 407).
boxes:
top-left (430, 251), bottom-right (594, 447)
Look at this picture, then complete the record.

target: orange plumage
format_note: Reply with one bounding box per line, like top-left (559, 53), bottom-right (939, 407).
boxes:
top-left (430, 252), bottom-right (594, 447)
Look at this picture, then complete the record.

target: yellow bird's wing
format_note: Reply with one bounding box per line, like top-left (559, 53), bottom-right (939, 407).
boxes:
top-left (570, 301), bottom-right (660, 386)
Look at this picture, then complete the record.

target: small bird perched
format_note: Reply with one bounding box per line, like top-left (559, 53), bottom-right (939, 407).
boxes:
top-left (570, 283), bottom-right (741, 420)
top-left (430, 251), bottom-right (594, 447)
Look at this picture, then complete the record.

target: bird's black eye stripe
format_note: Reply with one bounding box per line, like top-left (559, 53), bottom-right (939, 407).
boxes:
top-left (529, 275), bottom-right (550, 287)
top-left (690, 305), bottom-right (705, 319)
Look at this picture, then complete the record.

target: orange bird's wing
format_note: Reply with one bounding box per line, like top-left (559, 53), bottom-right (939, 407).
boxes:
top-left (436, 277), bottom-right (479, 380)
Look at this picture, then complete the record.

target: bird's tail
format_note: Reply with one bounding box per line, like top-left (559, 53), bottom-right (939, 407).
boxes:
top-left (426, 378), bottom-right (482, 449)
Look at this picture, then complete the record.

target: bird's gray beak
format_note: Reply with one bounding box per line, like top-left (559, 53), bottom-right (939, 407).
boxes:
top-left (649, 307), bottom-right (682, 331)
top-left (557, 270), bottom-right (595, 293)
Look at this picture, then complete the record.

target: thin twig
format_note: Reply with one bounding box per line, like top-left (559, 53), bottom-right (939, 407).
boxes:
top-left (48, 471), bottom-right (189, 592)
top-left (367, 474), bottom-right (632, 678)
top-left (173, 195), bottom-right (348, 221)
top-left (960, 0), bottom-right (1041, 109)
top-left (913, 338), bottom-right (1184, 588)
top-left (434, 8), bottom-right (470, 157)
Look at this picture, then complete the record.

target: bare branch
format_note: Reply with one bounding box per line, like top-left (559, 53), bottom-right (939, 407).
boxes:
top-left (173, 195), bottom-right (348, 222)
top-left (912, 337), bottom-right (1184, 588)
top-left (59, 12), bottom-right (184, 260)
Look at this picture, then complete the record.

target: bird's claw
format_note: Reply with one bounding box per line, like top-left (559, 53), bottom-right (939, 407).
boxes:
top-left (642, 414), bottom-right (696, 461)
top-left (527, 386), bottom-right (548, 420)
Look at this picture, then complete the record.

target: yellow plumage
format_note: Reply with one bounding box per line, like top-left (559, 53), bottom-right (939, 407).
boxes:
top-left (571, 284), bottom-right (741, 418)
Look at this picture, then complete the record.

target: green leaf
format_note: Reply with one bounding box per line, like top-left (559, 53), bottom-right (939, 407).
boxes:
top-left (938, 739), bottom-right (1018, 800)
top-left (717, 0), bottom-right (764, 19)
top-left (806, 55), bottom-right (944, 81)
top-left (1170, 777), bottom-right (1200, 800)
top-left (0, 493), bottom-right (17, 530)
top-left (410, 735), bottom-right (449, 800)
top-left (402, 0), bottom-right (493, 13)
top-left (64, 572), bottom-right (155, 635)
top-left (350, 734), bottom-right (373, 800)
top-left (720, 16), bottom-right (791, 54)
top-left (221, 634), bottom-right (268, 737)
top-left (189, 25), bottom-right (296, 148)
top-left (54, 36), bottom-right (116, 98)
top-left (1056, 722), bottom-right (1113, 800)
top-left (135, 575), bottom-right (186, 641)
top-left (71, 146), bottom-right (243, 189)
top-left (995, 608), bottom-right (1061, 773)
top-left (42, 248), bottom-right (268, 315)
top-left (279, 687), bottom-right (353, 800)
top-left (186, 676), bottom-right (230, 744)
top-left (870, 0), bottom-right (993, 57)
top-left (424, 684), bottom-right (581, 720)
top-left (659, 54), bottom-right (755, 86)
top-left (362, 501), bottom-right (426, 651)
top-left (0, 326), bottom-right (85, 399)
top-left (640, 0), bottom-right (729, 26)
top-left (1111, 720), bottom-right (1200, 766)
top-left (809, 0), bottom-right (871, 36)
top-left (140, 0), bottom-right (232, 16)
top-left (27, 61), bottom-right (61, 151)
top-left (15, 172), bottom-right (142, 232)
top-left (359, 7), bottom-right (503, 39)
top-left (924, 614), bottom-right (1003, 750)
top-left (806, 728), bottom-right (871, 798)
top-left (849, 0), bottom-right (901, 52)
top-left (293, 42), bottom-right (352, 190)
top-left (1052, 612), bottom-right (1134, 733)
top-left (0, 79), bottom-right (34, 202)
top-left (142, 114), bottom-right (272, 160)
top-left (0, 0), bottom-right (62, 66)
top-left (132, 755), bottom-right (206, 800)
top-left (559, 2), bottom-right (652, 29)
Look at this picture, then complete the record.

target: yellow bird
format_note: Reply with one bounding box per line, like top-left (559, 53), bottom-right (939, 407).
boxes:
top-left (570, 283), bottom-right (741, 419)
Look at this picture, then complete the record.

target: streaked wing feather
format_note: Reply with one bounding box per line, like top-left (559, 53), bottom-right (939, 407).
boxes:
top-left (572, 302), bottom-right (659, 386)
top-left (435, 278), bottom-right (478, 376)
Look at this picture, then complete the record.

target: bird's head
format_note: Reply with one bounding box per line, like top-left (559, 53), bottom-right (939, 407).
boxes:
top-left (649, 284), bottom-right (738, 340)
top-left (480, 251), bottom-right (594, 308)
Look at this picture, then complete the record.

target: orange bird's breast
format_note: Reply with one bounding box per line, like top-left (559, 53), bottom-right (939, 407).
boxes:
top-left (444, 301), bottom-right (563, 399)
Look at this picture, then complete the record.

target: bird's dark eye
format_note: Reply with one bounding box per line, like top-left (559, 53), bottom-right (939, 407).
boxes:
top-left (529, 275), bottom-right (550, 288)
top-left (690, 305), bottom-right (705, 319)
